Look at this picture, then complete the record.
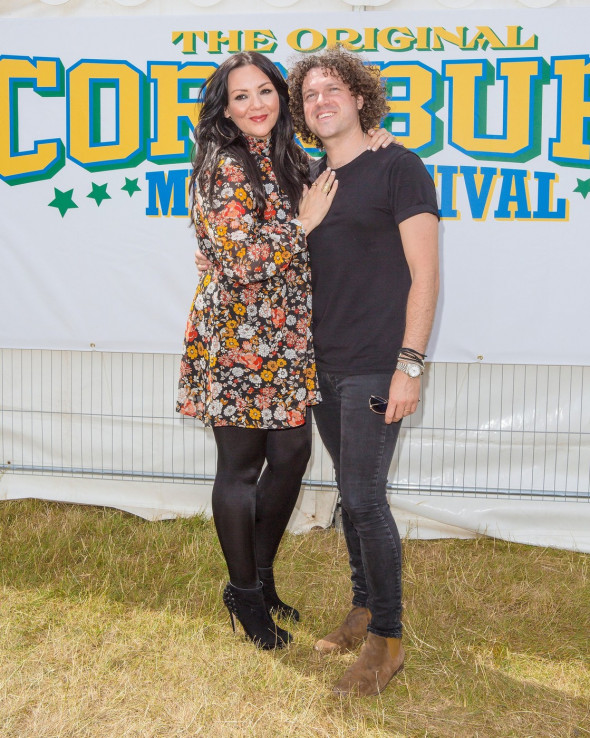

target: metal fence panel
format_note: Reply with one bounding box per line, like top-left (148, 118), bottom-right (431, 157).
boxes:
top-left (2, 349), bottom-right (588, 502)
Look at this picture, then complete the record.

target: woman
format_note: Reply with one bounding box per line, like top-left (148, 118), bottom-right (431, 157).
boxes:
top-left (176, 52), bottom-right (338, 650)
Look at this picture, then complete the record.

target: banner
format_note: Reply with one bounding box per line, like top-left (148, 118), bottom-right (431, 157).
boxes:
top-left (1, 10), bottom-right (589, 364)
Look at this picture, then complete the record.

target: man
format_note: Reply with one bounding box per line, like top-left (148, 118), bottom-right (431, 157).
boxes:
top-left (288, 48), bottom-right (440, 697)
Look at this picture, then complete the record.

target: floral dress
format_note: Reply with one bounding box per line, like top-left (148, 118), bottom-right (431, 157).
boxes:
top-left (176, 135), bottom-right (320, 429)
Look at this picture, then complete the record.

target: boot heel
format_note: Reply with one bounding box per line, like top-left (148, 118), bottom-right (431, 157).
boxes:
top-left (222, 587), bottom-right (237, 633)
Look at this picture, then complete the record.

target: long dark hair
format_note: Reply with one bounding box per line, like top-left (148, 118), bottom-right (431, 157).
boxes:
top-left (190, 52), bottom-right (310, 216)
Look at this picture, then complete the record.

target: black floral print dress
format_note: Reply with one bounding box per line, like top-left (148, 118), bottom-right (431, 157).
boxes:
top-left (176, 135), bottom-right (320, 429)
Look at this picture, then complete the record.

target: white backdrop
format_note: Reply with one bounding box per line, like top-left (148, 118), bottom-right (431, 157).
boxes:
top-left (1, 9), bottom-right (590, 364)
top-left (2, 1), bottom-right (590, 553)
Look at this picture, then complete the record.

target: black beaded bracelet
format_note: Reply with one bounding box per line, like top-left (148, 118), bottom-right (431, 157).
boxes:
top-left (399, 346), bottom-right (427, 359)
top-left (398, 347), bottom-right (427, 365)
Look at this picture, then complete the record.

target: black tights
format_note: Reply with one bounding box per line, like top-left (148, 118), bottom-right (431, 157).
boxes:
top-left (211, 423), bottom-right (312, 589)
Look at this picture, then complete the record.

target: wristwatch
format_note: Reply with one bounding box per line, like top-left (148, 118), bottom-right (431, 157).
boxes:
top-left (396, 360), bottom-right (424, 378)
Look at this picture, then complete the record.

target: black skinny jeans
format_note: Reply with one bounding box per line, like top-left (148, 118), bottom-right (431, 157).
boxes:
top-left (211, 422), bottom-right (312, 589)
top-left (312, 371), bottom-right (404, 639)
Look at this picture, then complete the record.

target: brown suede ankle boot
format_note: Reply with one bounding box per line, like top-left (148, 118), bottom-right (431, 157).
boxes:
top-left (314, 606), bottom-right (371, 655)
top-left (332, 633), bottom-right (405, 696)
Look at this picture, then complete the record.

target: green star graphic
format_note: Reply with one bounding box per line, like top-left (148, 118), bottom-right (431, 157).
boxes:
top-left (87, 182), bottom-right (111, 206)
top-left (49, 188), bottom-right (78, 217)
top-left (122, 177), bottom-right (141, 196)
top-left (573, 178), bottom-right (590, 198)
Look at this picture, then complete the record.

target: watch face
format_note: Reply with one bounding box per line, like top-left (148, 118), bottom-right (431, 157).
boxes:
top-left (408, 363), bottom-right (421, 377)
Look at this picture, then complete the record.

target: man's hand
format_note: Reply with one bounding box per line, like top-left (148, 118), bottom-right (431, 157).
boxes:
top-left (195, 246), bottom-right (212, 274)
top-left (384, 371), bottom-right (420, 424)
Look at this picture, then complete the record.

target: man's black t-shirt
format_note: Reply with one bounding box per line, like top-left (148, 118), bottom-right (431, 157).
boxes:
top-left (307, 144), bottom-right (439, 375)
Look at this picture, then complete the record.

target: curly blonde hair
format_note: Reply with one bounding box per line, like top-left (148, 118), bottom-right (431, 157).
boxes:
top-left (288, 47), bottom-right (389, 149)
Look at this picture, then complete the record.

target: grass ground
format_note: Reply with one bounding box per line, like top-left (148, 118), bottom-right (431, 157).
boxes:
top-left (0, 498), bottom-right (589, 737)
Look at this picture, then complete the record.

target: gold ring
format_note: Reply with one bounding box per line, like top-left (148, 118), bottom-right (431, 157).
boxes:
top-left (321, 185), bottom-right (331, 194)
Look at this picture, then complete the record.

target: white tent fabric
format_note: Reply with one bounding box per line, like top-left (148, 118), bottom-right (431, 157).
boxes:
top-left (0, 0), bottom-right (573, 17)
top-left (4, 473), bottom-right (589, 552)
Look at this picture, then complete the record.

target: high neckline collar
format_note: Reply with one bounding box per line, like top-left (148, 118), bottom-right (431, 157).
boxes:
top-left (244, 134), bottom-right (271, 156)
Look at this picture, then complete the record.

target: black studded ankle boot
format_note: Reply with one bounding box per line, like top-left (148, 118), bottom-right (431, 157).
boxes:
top-left (222, 582), bottom-right (292, 649)
top-left (257, 566), bottom-right (300, 622)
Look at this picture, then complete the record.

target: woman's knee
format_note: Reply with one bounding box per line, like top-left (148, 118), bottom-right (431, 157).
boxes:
top-left (272, 439), bottom-right (311, 476)
top-left (215, 461), bottom-right (263, 488)
top-left (266, 425), bottom-right (312, 474)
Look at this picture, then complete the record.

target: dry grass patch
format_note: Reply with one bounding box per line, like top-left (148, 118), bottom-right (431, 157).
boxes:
top-left (0, 499), bottom-right (589, 737)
